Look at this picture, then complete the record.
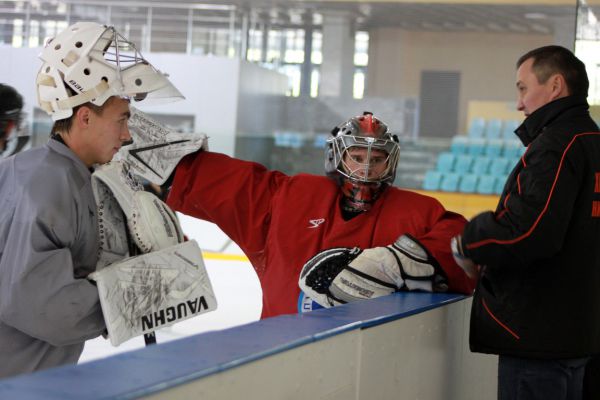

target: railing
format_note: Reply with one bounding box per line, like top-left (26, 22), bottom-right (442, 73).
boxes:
top-left (0, 292), bottom-right (498, 400)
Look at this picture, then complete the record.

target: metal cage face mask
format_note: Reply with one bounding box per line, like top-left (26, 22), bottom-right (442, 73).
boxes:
top-left (326, 113), bottom-right (400, 184)
top-left (334, 136), bottom-right (400, 183)
top-left (36, 22), bottom-right (184, 121)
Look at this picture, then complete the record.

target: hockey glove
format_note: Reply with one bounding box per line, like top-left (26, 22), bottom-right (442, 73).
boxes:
top-left (115, 107), bottom-right (208, 185)
top-left (89, 240), bottom-right (217, 346)
top-left (299, 235), bottom-right (449, 308)
top-left (92, 161), bottom-right (184, 267)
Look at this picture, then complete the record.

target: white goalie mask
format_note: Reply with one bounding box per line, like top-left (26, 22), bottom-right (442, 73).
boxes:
top-left (325, 112), bottom-right (400, 184)
top-left (36, 21), bottom-right (183, 121)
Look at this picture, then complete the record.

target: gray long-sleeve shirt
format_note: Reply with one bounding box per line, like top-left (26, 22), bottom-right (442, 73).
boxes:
top-left (0, 139), bottom-right (105, 379)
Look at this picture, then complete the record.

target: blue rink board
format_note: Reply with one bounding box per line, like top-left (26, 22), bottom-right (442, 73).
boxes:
top-left (0, 292), bottom-right (466, 400)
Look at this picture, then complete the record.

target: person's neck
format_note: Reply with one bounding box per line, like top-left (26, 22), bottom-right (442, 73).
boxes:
top-left (53, 132), bottom-right (94, 168)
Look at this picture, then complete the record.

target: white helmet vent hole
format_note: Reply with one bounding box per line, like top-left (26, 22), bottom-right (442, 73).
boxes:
top-left (54, 44), bottom-right (61, 50)
top-left (135, 78), bottom-right (142, 86)
top-left (84, 68), bottom-right (90, 76)
top-left (75, 41), bottom-right (82, 48)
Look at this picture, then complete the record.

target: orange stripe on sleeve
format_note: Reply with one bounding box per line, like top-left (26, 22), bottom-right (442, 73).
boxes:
top-left (467, 132), bottom-right (600, 250)
top-left (592, 201), bottom-right (600, 217)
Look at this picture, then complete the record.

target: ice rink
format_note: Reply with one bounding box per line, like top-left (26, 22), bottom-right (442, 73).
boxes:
top-left (79, 214), bottom-right (263, 363)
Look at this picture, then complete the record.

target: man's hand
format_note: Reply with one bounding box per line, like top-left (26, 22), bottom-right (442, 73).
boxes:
top-left (451, 235), bottom-right (480, 279)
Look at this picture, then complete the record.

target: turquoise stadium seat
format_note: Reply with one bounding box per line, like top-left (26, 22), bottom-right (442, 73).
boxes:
top-left (468, 117), bottom-right (485, 138)
top-left (489, 158), bottom-right (510, 177)
top-left (436, 152), bottom-right (456, 171)
top-left (313, 134), bottom-right (328, 148)
top-left (502, 119), bottom-right (520, 141)
top-left (422, 170), bottom-right (442, 191)
top-left (440, 173), bottom-right (460, 192)
top-left (450, 136), bottom-right (468, 154)
top-left (471, 156), bottom-right (491, 175)
top-left (454, 154), bottom-right (474, 174)
top-left (274, 132), bottom-right (287, 146)
top-left (274, 132), bottom-right (304, 148)
top-left (290, 133), bottom-right (304, 148)
top-left (459, 174), bottom-right (478, 193)
top-left (494, 178), bottom-right (506, 194)
top-left (477, 175), bottom-right (497, 195)
top-left (467, 138), bottom-right (486, 156)
top-left (484, 139), bottom-right (504, 158)
top-left (503, 141), bottom-right (525, 159)
top-left (485, 119), bottom-right (502, 140)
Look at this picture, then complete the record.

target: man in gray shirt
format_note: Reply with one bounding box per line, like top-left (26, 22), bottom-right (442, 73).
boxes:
top-left (0, 21), bottom-right (182, 379)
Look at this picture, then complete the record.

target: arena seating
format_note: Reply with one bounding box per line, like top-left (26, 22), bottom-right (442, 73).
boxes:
top-left (423, 118), bottom-right (524, 194)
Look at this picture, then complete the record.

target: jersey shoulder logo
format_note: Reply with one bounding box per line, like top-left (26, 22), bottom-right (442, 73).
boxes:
top-left (308, 218), bottom-right (325, 229)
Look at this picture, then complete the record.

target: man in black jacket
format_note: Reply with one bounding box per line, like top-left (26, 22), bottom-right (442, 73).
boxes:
top-left (452, 45), bottom-right (600, 400)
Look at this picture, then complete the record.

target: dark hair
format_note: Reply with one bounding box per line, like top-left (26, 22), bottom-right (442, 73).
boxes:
top-left (0, 83), bottom-right (24, 132)
top-left (517, 45), bottom-right (589, 97)
top-left (51, 99), bottom-right (110, 137)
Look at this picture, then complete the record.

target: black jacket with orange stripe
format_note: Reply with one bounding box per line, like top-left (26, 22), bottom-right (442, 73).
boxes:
top-left (461, 95), bottom-right (600, 359)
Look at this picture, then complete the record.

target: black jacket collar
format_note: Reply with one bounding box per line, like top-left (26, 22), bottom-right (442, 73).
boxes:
top-left (515, 96), bottom-right (590, 146)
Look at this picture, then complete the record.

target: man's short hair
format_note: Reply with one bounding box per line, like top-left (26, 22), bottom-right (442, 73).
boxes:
top-left (0, 84), bottom-right (24, 132)
top-left (51, 98), bottom-right (112, 137)
top-left (517, 45), bottom-right (589, 98)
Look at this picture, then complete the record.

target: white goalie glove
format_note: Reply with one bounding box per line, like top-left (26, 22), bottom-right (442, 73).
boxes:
top-left (92, 161), bottom-right (184, 266)
top-left (299, 234), bottom-right (449, 308)
top-left (89, 240), bottom-right (217, 346)
top-left (91, 161), bottom-right (218, 346)
top-left (114, 106), bottom-right (208, 185)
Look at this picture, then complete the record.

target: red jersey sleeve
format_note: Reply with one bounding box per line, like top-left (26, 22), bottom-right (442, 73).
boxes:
top-left (411, 198), bottom-right (476, 295)
top-left (167, 151), bottom-right (288, 258)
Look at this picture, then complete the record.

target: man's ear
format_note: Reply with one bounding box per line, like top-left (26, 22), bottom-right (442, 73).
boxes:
top-left (549, 74), bottom-right (569, 100)
top-left (74, 106), bottom-right (91, 129)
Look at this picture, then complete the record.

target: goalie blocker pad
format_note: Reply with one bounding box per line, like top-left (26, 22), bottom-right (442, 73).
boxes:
top-left (115, 107), bottom-right (208, 185)
top-left (89, 240), bottom-right (217, 346)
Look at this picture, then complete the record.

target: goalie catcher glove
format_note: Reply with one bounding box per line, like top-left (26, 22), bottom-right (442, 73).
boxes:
top-left (115, 107), bottom-right (208, 185)
top-left (92, 161), bottom-right (184, 264)
top-left (299, 235), bottom-right (449, 308)
top-left (298, 247), bottom-right (362, 307)
top-left (88, 240), bottom-right (217, 346)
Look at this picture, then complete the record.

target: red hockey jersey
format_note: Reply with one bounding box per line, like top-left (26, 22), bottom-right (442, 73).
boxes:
top-left (168, 152), bottom-right (474, 318)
